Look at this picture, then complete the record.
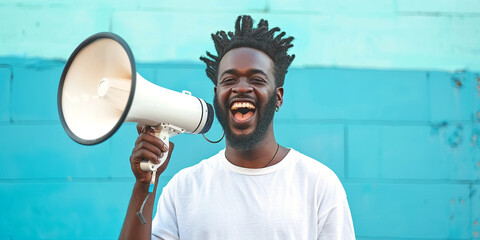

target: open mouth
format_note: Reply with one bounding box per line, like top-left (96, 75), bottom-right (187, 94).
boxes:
top-left (230, 101), bottom-right (256, 122)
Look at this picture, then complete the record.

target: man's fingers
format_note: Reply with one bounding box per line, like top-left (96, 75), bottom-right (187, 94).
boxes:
top-left (135, 141), bottom-right (164, 159)
top-left (135, 132), bottom-right (168, 152)
top-left (136, 123), bottom-right (147, 134)
top-left (156, 142), bottom-right (175, 173)
top-left (131, 148), bottom-right (163, 165)
top-left (136, 123), bottom-right (156, 135)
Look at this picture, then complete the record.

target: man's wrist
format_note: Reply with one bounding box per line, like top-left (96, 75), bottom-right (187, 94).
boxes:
top-left (134, 180), bottom-right (152, 192)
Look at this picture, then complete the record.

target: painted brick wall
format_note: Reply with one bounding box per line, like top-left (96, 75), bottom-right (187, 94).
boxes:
top-left (1, 0), bottom-right (480, 239)
top-left (1, 0), bottom-right (480, 71)
top-left (0, 58), bottom-right (478, 239)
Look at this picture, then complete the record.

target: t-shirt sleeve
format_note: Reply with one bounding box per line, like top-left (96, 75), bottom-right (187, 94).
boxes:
top-left (151, 176), bottom-right (180, 240)
top-left (317, 198), bottom-right (355, 240)
top-left (316, 169), bottom-right (355, 240)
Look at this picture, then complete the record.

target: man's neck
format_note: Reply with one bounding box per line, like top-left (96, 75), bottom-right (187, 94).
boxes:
top-left (224, 131), bottom-right (284, 169)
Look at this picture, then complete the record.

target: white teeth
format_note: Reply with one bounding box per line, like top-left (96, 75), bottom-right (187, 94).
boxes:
top-left (231, 102), bottom-right (255, 110)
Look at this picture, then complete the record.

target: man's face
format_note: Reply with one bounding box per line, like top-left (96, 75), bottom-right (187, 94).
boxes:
top-left (214, 47), bottom-right (283, 150)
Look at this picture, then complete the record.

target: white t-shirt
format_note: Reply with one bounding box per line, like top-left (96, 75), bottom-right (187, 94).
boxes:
top-left (152, 149), bottom-right (355, 240)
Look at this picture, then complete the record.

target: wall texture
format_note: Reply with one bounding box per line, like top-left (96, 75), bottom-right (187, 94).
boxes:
top-left (1, 0), bottom-right (480, 239)
top-left (2, 0), bottom-right (480, 71)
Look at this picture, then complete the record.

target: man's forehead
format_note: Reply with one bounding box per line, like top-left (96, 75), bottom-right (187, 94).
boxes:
top-left (218, 47), bottom-right (274, 75)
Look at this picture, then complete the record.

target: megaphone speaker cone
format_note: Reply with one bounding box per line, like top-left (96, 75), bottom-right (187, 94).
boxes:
top-left (58, 32), bottom-right (136, 145)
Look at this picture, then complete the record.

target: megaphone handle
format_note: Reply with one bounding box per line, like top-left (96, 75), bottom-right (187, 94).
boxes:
top-left (137, 125), bottom-right (170, 222)
top-left (155, 126), bottom-right (170, 166)
top-left (140, 126), bottom-right (170, 172)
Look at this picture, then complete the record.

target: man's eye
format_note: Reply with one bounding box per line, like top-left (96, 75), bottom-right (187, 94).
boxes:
top-left (251, 78), bottom-right (265, 84)
top-left (221, 78), bottom-right (235, 84)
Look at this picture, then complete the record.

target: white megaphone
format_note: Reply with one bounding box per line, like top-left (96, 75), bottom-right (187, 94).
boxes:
top-left (57, 32), bottom-right (214, 173)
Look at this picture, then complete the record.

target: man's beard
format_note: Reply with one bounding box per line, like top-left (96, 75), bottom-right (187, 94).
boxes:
top-left (214, 92), bottom-right (277, 150)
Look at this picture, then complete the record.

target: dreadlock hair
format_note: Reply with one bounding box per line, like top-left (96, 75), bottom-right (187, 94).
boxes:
top-left (200, 15), bottom-right (295, 87)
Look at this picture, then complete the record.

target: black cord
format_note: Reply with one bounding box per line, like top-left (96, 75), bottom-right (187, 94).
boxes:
top-left (203, 131), bottom-right (225, 143)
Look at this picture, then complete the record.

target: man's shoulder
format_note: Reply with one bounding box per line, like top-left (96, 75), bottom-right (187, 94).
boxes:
top-left (289, 149), bottom-right (347, 199)
top-left (170, 150), bottom-right (224, 182)
top-left (288, 149), bottom-right (337, 178)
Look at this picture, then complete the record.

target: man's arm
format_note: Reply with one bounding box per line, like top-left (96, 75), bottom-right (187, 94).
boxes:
top-left (119, 179), bottom-right (159, 240)
top-left (119, 124), bottom-right (174, 240)
top-left (317, 198), bottom-right (355, 240)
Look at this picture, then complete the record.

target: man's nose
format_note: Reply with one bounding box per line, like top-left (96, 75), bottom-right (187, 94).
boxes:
top-left (232, 78), bottom-right (253, 94)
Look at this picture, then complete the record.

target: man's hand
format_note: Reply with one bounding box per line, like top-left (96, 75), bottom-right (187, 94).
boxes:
top-left (120, 123), bottom-right (174, 240)
top-left (130, 123), bottom-right (174, 183)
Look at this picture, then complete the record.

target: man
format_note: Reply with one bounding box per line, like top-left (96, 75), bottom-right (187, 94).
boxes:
top-left (120, 15), bottom-right (355, 239)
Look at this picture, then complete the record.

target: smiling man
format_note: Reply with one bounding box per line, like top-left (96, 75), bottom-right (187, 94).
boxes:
top-left (120, 15), bottom-right (355, 240)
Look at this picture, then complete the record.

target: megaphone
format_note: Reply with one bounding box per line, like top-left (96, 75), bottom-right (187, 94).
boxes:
top-left (57, 32), bottom-right (214, 173)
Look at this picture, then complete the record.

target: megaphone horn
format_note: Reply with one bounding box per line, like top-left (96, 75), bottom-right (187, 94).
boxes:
top-left (57, 32), bottom-right (214, 173)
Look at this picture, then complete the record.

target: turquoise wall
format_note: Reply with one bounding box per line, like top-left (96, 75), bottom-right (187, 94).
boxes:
top-left (1, 0), bottom-right (480, 239)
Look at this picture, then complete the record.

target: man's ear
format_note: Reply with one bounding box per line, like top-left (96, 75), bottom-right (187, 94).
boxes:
top-left (276, 86), bottom-right (284, 108)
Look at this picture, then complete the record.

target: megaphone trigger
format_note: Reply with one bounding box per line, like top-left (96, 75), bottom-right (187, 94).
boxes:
top-left (140, 123), bottom-right (184, 173)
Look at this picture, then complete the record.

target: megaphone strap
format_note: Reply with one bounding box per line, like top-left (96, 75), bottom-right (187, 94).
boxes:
top-left (203, 131), bottom-right (225, 144)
